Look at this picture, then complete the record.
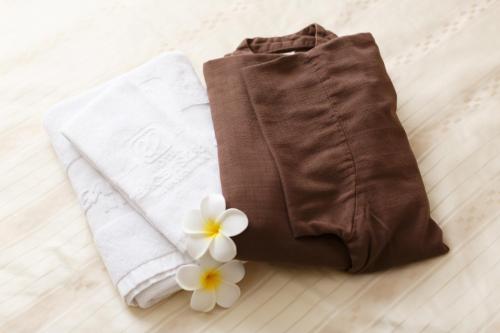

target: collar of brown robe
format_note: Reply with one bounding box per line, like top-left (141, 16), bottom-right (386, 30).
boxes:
top-left (204, 24), bottom-right (448, 272)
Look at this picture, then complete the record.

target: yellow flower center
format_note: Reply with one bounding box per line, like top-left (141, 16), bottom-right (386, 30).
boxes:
top-left (200, 268), bottom-right (222, 291)
top-left (203, 218), bottom-right (221, 238)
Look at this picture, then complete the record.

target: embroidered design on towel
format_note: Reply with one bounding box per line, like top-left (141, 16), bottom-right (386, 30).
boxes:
top-left (118, 123), bottom-right (213, 200)
top-left (81, 180), bottom-right (127, 215)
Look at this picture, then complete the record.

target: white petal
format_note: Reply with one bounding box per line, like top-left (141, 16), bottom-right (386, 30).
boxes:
top-left (183, 210), bottom-right (204, 234)
top-left (216, 282), bottom-right (240, 308)
top-left (191, 289), bottom-right (216, 312)
top-left (201, 194), bottom-right (226, 220)
top-left (197, 253), bottom-right (222, 269)
top-left (209, 234), bottom-right (236, 262)
top-left (175, 264), bottom-right (202, 290)
top-left (219, 261), bottom-right (245, 284)
top-left (218, 208), bottom-right (248, 237)
top-left (187, 235), bottom-right (212, 259)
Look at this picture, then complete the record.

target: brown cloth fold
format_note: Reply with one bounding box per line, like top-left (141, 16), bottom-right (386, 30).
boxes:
top-left (204, 24), bottom-right (448, 272)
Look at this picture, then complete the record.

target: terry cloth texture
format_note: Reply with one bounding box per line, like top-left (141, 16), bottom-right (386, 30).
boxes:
top-left (44, 52), bottom-right (215, 307)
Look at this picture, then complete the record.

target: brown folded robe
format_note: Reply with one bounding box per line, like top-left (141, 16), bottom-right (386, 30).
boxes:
top-left (204, 24), bottom-right (448, 272)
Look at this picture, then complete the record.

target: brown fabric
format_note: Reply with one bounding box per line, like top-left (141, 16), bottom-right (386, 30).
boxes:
top-left (203, 24), bottom-right (448, 272)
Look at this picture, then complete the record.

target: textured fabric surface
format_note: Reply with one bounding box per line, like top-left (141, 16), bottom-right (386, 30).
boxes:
top-left (204, 24), bottom-right (448, 272)
top-left (2, 1), bottom-right (500, 332)
top-left (62, 58), bottom-right (221, 253)
top-left (44, 53), bottom-right (198, 308)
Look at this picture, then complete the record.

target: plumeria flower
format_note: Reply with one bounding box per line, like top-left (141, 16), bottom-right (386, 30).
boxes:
top-left (176, 255), bottom-right (245, 312)
top-left (183, 194), bottom-right (248, 262)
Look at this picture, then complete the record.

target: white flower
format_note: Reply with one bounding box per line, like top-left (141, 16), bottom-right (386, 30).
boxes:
top-left (183, 194), bottom-right (248, 262)
top-left (175, 256), bottom-right (245, 312)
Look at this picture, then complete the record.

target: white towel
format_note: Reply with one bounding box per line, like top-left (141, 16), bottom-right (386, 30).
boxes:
top-left (43, 52), bottom-right (216, 308)
top-left (61, 57), bottom-right (221, 254)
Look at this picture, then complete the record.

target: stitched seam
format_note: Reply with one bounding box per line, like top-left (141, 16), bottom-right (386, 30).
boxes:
top-left (304, 54), bottom-right (359, 242)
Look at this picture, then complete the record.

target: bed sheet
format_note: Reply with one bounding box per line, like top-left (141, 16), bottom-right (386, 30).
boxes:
top-left (1, 0), bottom-right (499, 332)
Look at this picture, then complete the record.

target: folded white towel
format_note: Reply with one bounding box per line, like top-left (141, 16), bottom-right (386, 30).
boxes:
top-left (43, 52), bottom-right (216, 308)
top-left (61, 58), bottom-right (221, 254)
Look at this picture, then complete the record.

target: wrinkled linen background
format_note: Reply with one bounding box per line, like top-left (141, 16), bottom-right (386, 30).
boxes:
top-left (1, 1), bottom-right (499, 332)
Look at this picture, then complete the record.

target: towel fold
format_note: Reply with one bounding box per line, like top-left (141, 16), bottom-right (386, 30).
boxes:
top-left (44, 52), bottom-right (216, 307)
top-left (62, 80), bottom-right (220, 252)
